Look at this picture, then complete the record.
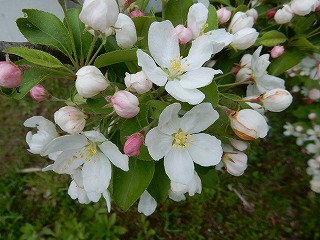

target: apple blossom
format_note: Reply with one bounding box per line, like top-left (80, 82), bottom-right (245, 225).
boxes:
top-left (114, 13), bottom-right (137, 49)
top-left (217, 7), bottom-right (232, 24)
top-left (76, 66), bottom-right (109, 98)
top-left (124, 71), bottom-right (152, 94)
top-left (229, 139), bottom-right (250, 151)
top-left (229, 109), bottom-right (269, 140)
top-left (290, 0), bottom-right (317, 16)
top-left (232, 28), bottom-right (259, 50)
top-left (310, 176), bottom-right (320, 193)
top-left (274, 5), bottom-right (294, 24)
top-left (0, 61), bottom-right (22, 88)
top-left (222, 151), bottom-right (248, 176)
top-left (110, 90), bottom-right (140, 118)
top-left (54, 106), bottom-right (87, 134)
top-left (145, 103), bottom-right (223, 185)
top-left (246, 9), bottom-right (258, 22)
top-left (29, 84), bottom-right (50, 101)
top-left (24, 116), bottom-right (59, 156)
top-left (240, 54), bottom-right (253, 68)
top-left (270, 46), bottom-right (285, 58)
top-left (137, 21), bottom-right (222, 105)
top-left (228, 12), bottom-right (254, 34)
top-left (174, 24), bottom-right (193, 44)
top-left (138, 191), bottom-right (157, 216)
top-left (79, 0), bottom-right (119, 34)
top-left (261, 89), bottom-right (293, 112)
top-left (123, 132), bottom-right (144, 156)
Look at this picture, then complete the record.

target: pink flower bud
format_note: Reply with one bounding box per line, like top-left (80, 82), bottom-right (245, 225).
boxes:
top-left (0, 61), bottom-right (22, 88)
top-left (174, 24), bottom-right (193, 44)
top-left (308, 113), bottom-right (317, 120)
top-left (267, 9), bottom-right (277, 19)
top-left (222, 151), bottom-right (248, 176)
top-left (111, 90), bottom-right (140, 118)
top-left (129, 9), bottom-right (145, 18)
top-left (217, 7), bottom-right (232, 24)
top-left (308, 88), bottom-right (320, 100)
top-left (54, 106), bottom-right (87, 134)
top-left (30, 84), bottom-right (50, 101)
top-left (124, 132), bottom-right (144, 156)
top-left (270, 45), bottom-right (285, 58)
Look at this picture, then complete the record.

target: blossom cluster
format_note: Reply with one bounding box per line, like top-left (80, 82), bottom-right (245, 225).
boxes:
top-left (1, 0), bottom-right (319, 215)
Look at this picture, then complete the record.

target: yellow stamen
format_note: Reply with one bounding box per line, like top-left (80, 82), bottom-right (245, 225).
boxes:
top-left (172, 130), bottom-right (192, 150)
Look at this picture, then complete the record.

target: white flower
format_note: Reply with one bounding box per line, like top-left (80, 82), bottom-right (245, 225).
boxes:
top-left (310, 175), bottom-right (320, 193)
top-left (307, 125), bottom-right (320, 141)
top-left (291, 0), bottom-right (317, 16)
top-left (76, 66), bottom-right (109, 98)
top-left (79, 0), bottom-right (119, 34)
top-left (274, 5), bottom-right (294, 24)
top-left (138, 191), bottom-right (157, 216)
top-left (306, 140), bottom-right (320, 154)
top-left (54, 106), bottom-right (87, 134)
top-left (137, 21), bottom-right (222, 105)
top-left (114, 13), bottom-right (137, 49)
top-left (24, 116), bottom-right (59, 156)
top-left (43, 130), bottom-right (129, 202)
top-left (232, 27), bottom-right (259, 50)
top-left (228, 12), bottom-right (254, 34)
top-left (124, 71), bottom-right (153, 94)
top-left (145, 103), bottom-right (223, 185)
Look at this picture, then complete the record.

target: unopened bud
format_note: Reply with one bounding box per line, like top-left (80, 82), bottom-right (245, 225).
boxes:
top-left (110, 90), bottom-right (140, 118)
top-left (217, 7), bottom-right (232, 24)
top-left (129, 9), bottom-right (145, 18)
top-left (308, 113), bottom-right (317, 120)
top-left (124, 71), bottom-right (152, 94)
top-left (274, 5), bottom-right (294, 24)
top-left (54, 106), bottom-right (87, 134)
top-left (30, 84), bottom-right (50, 101)
top-left (124, 131), bottom-right (144, 156)
top-left (261, 89), bottom-right (293, 112)
top-left (246, 8), bottom-right (258, 22)
top-left (270, 45), bottom-right (285, 58)
top-left (174, 24), bottom-right (193, 44)
top-left (222, 151), bottom-right (248, 176)
top-left (267, 9), bottom-right (277, 19)
top-left (0, 61), bottom-right (22, 88)
top-left (229, 138), bottom-right (250, 151)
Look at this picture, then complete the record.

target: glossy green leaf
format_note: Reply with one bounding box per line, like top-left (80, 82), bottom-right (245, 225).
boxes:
top-left (200, 81), bottom-right (219, 108)
top-left (5, 47), bottom-right (64, 68)
top-left (113, 159), bottom-right (155, 211)
top-left (268, 48), bottom-right (303, 76)
top-left (17, 9), bottom-right (73, 58)
top-left (94, 48), bottom-right (138, 68)
top-left (133, 16), bottom-right (157, 48)
top-left (164, 0), bottom-right (193, 26)
top-left (207, 5), bottom-right (218, 31)
top-left (197, 167), bottom-right (219, 189)
top-left (256, 30), bottom-right (287, 47)
top-left (85, 97), bottom-right (113, 114)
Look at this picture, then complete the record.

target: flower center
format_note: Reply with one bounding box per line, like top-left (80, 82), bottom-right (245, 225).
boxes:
top-left (200, 23), bottom-right (208, 35)
top-left (168, 56), bottom-right (186, 80)
top-left (172, 130), bottom-right (192, 150)
top-left (81, 143), bottom-right (98, 161)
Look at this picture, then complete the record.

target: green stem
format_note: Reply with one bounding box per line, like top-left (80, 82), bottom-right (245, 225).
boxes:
top-left (87, 39), bottom-right (107, 65)
top-left (217, 79), bottom-right (249, 88)
top-left (85, 33), bottom-right (98, 66)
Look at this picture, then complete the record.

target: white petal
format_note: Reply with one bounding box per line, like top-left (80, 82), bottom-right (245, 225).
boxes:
top-left (158, 103), bottom-right (181, 135)
top-left (99, 141), bottom-right (129, 171)
top-left (103, 190), bottom-right (111, 212)
top-left (83, 131), bottom-right (107, 142)
top-left (52, 149), bottom-right (85, 174)
top-left (256, 74), bottom-right (285, 94)
top-left (138, 191), bottom-right (157, 216)
top-left (206, 29), bottom-right (235, 48)
top-left (148, 21), bottom-right (180, 68)
top-left (180, 102), bottom-right (219, 134)
top-left (145, 127), bottom-right (172, 160)
top-left (185, 35), bottom-right (213, 71)
top-left (164, 148), bottom-right (194, 184)
top-left (179, 67), bottom-right (222, 89)
top-left (168, 190), bottom-right (186, 202)
top-left (187, 133), bottom-right (223, 166)
top-left (82, 153), bottom-right (112, 194)
top-left (42, 164), bottom-right (54, 172)
top-left (137, 49), bottom-right (168, 86)
top-left (187, 172), bottom-right (202, 196)
top-left (87, 191), bottom-right (101, 202)
top-left (187, 3), bottom-right (208, 38)
top-left (43, 134), bottom-right (88, 156)
top-left (68, 181), bottom-right (79, 200)
top-left (165, 81), bottom-right (205, 105)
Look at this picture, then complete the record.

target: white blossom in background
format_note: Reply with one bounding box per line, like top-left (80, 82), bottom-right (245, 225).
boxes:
top-left (54, 106), bottom-right (87, 134)
top-left (138, 191), bottom-right (157, 216)
top-left (290, 0), bottom-right (318, 16)
top-left (274, 5), bottom-right (294, 24)
top-left (137, 21), bottom-right (222, 105)
top-left (307, 125), bottom-right (320, 141)
top-left (145, 103), bottom-right (223, 185)
top-left (24, 116), bottom-right (59, 156)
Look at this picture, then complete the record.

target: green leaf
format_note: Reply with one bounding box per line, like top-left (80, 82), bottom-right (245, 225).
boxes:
top-left (5, 47), bottom-right (64, 68)
top-left (11, 67), bottom-right (67, 100)
top-left (197, 167), bottom-right (219, 189)
top-left (207, 5), bottom-right (218, 31)
top-left (65, 7), bottom-right (92, 59)
top-left (164, 0), bottom-right (193, 26)
top-left (17, 9), bottom-right (73, 58)
top-left (268, 48), bottom-right (303, 76)
top-left (133, 16), bottom-right (157, 49)
top-left (256, 30), bottom-right (287, 47)
top-left (94, 48), bottom-right (138, 68)
top-left (85, 97), bottom-right (113, 114)
top-left (113, 159), bottom-right (155, 211)
top-left (200, 81), bottom-right (219, 108)
top-left (147, 100), bottom-right (170, 119)
top-left (212, 0), bottom-right (231, 6)
top-left (147, 161), bottom-right (170, 203)
top-left (233, 5), bottom-right (248, 14)
top-left (292, 37), bottom-right (317, 51)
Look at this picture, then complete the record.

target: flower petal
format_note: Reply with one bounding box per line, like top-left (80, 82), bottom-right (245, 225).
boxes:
top-left (83, 130), bottom-right (107, 142)
top-left (206, 29), bottom-right (235, 47)
top-left (158, 103), bottom-right (181, 135)
top-left (52, 148), bottom-right (85, 174)
top-left (179, 67), bottom-right (222, 89)
top-left (82, 152), bottom-right (112, 194)
top-left (148, 21), bottom-right (180, 68)
top-left (138, 191), bottom-right (157, 216)
top-left (187, 133), bottom-right (223, 166)
top-left (164, 148), bottom-right (194, 184)
top-left (99, 141), bottom-right (129, 171)
top-left (187, 3), bottom-right (208, 39)
top-left (165, 81), bottom-right (205, 105)
top-left (137, 49), bottom-right (168, 86)
top-left (42, 134), bottom-right (88, 156)
top-left (180, 102), bottom-right (219, 134)
top-left (145, 127), bottom-right (172, 160)
top-left (103, 190), bottom-right (111, 212)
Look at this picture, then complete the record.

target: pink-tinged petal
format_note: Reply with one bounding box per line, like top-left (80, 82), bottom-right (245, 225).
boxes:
top-left (184, 35), bottom-right (213, 71)
top-left (82, 153), bottom-right (112, 194)
top-left (42, 134), bottom-right (88, 156)
top-left (99, 141), bottom-right (129, 171)
top-left (158, 103), bottom-right (181, 135)
top-left (187, 3), bottom-right (208, 39)
top-left (145, 127), bottom-right (172, 160)
top-left (137, 49), bottom-right (168, 86)
top-left (180, 103), bottom-right (219, 134)
top-left (165, 81), bottom-right (205, 105)
top-left (187, 133), bottom-right (223, 166)
top-left (52, 148), bottom-right (85, 174)
top-left (164, 148), bottom-right (194, 184)
top-left (148, 21), bottom-right (180, 68)
top-left (179, 67), bottom-right (222, 89)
